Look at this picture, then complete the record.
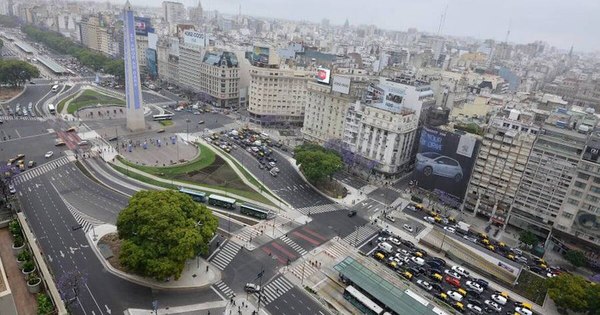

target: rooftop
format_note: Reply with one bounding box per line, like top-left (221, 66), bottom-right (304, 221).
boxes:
top-left (37, 55), bottom-right (68, 74)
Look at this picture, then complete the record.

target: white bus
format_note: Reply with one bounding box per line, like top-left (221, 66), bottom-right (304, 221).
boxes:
top-left (48, 104), bottom-right (56, 114)
top-left (343, 286), bottom-right (386, 315)
top-left (51, 85), bottom-right (59, 92)
top-left (152, 114), bottom-right (174, 121)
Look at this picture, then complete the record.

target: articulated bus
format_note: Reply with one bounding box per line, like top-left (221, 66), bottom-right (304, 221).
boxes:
top-left (343, 286), bottom-right (389, 315)
top-left (152, 114), bottom-right (174, 121)
top-left (207, 194), bottom-right (237, 209)
top-left (178, 187), bottom-right (207, 203)
top-left (239, 203), bottom-right (271, 219)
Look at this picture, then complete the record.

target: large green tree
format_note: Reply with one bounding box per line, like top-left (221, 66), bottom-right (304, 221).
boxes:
top-left (116, 190), bottom-right (218, 281)
top-left (564, 249), bottom-right (588, 268)
top-left (587, 283), bottom-right (600, 315)
top-left (0, 60), bottom-right (40, 86)
top-left (519, 230), bottom-right (538, 246)
top-left (294, 144), bottom-right (343, 183)
top-left (546, 274), bottom-right (590, 313)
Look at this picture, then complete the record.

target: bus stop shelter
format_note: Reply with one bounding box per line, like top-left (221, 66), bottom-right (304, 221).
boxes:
top-left (334, 257), bottom-right (449, 315)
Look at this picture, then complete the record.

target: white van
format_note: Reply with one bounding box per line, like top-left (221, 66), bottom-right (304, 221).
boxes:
top-left (378, 242), bottom-right (393, 254)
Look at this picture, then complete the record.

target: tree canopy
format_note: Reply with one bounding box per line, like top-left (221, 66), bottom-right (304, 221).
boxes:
top-left (546, 274), bottom-right (593, 313)
top-left (21, 25), bottom-right (125, 80)
top-left (0, 59), bottom-right (40, 86)
top-left (116, 190), bottom-right (219, 281)
top-left (564, 249), bottom-right (588, 268)
top-left (294, 144), bottom-right (343, 184)
top-left (519, 230), bottom-right (538, 247)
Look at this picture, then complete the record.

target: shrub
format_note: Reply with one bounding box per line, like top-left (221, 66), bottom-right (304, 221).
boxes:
top-left (9, 219), bottom-right (22, 237)
top-left (22, 260), bottom-right (35, 273)
top-left (13, 234), bottom-right (24, 247)
top-left (17, 249), bottom-right (31, 262)
top-left (37, 293), bottom-right (54, 315)
top-left (27, 272), bottom-right (41, 285)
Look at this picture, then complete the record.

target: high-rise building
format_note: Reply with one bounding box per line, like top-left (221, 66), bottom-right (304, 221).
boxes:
top-left (123, 1), bottom-right (145, 131)
top-left (162, 1), bottom-right (186, 24)
top-left (188, 1), bottom-right (203, 24)
top-left (463, 109), bottom-right (539, 226)
top-left (79, 15), bottom-right (116, 56)
top-left (248, 66), bottom-right (310, 126)
top-left (198, 50), bottom-right (240, 108)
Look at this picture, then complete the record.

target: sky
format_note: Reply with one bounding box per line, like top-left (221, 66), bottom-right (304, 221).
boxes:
top-left (119, 0), bottom-right (600, 52)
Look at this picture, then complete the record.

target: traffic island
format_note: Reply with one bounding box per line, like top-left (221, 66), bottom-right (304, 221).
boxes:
top-left (88, 224), bottom-right (221, 290)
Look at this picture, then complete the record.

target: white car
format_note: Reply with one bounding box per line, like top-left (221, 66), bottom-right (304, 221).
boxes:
top-left (515, 307), bottom-right (533, 315)
top-left (388, 237), bottom-right (401, 246)
top-left (444, 226), bottom-right (456, 234)
top-left (416, 152), bottom-right (464, 182)
top-left (416, 279), bottom-right (433, 291)
top-left (465, 280), bottom-right (484, 293)
top-left (491, 294), bottom-right (508, 305)
top-left (467, 304), bottom-right (483, 314)
top-left (446, 290), bottom-right (463, 302)
top-left (444, 269), bottom-right (462, 280)
top-left (451, 265), bottom-right (470, 278)
top-left (484, 300), bottom-right (502, 312)
top-left (44, 151), bottom-right (54, 158)
top-left (424, 216), bottom-right (436, 223)
top-left (397, 249), bottom-right (410, 257)
top-left (403, 224), bottom-right (414, 233)
top-left (8, 184), bottom-right (16, 194)
top-left (411, 256), bottom-right (425, 266)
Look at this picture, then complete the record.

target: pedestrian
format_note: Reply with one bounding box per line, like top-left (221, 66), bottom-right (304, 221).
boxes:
top-left (206, 265), bottom-right (209, 272)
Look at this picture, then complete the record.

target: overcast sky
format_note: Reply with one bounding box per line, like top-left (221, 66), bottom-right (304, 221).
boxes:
top-left (121, 0), bottom-right (599, 52)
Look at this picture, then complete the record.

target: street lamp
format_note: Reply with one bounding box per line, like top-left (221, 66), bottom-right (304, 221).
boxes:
top-left (185, 119), bottom-right (191, 142)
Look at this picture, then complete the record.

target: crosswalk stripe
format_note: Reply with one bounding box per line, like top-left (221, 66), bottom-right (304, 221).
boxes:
top-left (213, 280), bottom-right (235, 298)
top-left (342, 225), bottom-right (379, 247)
top-left (11, 156), bottom-right (70, 186)
top-left (280, 235), bottom-right (307, 256)
top-left (210, 241), bottom-right (242, 271)
top-left (295, 203), bottom-right (340, 215)
top-left (258, 276), bottom-right (294, 306)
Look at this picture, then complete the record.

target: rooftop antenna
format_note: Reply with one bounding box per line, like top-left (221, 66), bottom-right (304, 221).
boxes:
top-left (437, 4), bottom-right (448, 36)
top-left (504, 19), bottom-right (512, 43)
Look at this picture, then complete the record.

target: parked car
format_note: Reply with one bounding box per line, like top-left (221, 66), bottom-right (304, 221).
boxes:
top-left (416, 152), bottom-right (464, 182)
top-left (451, 265), bottom-right (470, 278)
top-left (446, 290), bottom-right (464, 302)
top-left (484, 299), bottom-right (502, 312)
top-left (416, 279), bottom-right (433, 291)
top-left (403, 224), bottom-right (414, 233)
top-left (465, 281), bottom-right (484, 293)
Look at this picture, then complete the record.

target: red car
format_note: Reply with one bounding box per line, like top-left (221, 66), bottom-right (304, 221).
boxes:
top-left (445, 275), bottom-right (461, 288)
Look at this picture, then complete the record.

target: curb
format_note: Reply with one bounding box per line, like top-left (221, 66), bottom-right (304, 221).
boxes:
top-left (86, 226), bottom-right (221, 290)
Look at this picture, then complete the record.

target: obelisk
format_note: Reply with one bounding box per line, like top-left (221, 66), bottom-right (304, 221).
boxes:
top-left (123, 0), bottom-right (145, 131)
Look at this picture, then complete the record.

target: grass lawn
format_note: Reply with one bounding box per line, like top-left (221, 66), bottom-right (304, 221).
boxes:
top-left (512, 270), bottom-right (548, 305)
top-left (117, 144), bottom-right (275, 206)
top-left (159, 120), bottom-right (173, 126)
top-left (67, 89), bottom-right (125, 114)
top-left (57, 93), bottom-right (74, 114)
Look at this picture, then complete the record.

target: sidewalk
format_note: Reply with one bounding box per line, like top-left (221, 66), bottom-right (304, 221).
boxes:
top-left (0, 228), bottom-right (36, 315)
top-left (87, 224), bottom-right (220, 290)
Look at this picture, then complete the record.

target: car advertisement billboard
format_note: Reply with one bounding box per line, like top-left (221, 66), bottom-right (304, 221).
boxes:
top-left (332, 75), bottom-right (350, 94)
top-left (177, 24), bottom-right (195, 38)
top-left (316, 67), bottom-right (331, 84)
top-left (183, 30), bottom-right (208, 47)
top-left (134, 17), bottom-right (151, 36)
top-left (414, 127), bottom-right (479, 207)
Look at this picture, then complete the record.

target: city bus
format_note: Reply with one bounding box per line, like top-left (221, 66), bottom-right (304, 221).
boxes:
top-left (48, 104), bottom-right (56, 114)
top-left (152, 114), bottom-right (174, 121)
top-left (178, 187), bottom-right (207, 203)
top-left (343, 286), bottom-right (388, 315)
top-left (51, 85), bottom-right (59, 92)
top-left (240, 203), bottom-right (271, 219)
top-left (207, 194), bottom-right (237, 209)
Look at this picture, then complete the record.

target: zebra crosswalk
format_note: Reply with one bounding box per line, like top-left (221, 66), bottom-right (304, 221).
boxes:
top-left (0, 115), bottom-right (45, 121)
top-left (210, 241), bottom-right (242, 271)
top-left (295, 203), bottom-right (340, 215)
top-left (61, 197), bottom-right (104, 233)
top-left (258, 276), bottom-right (294, 306)
top-left (279, 235), bottom-right (307, 256)
top-left (213, 280), bottom-right (235, 299)
top-left (232, 226), bottom-right (259, 243)
top-left (12, 156), bottom-right (72, 185)
top-left (325, 241), bottom-right (350, 260)
top-left (342, 224), bottom-right (379, 247)
top-left (289, 260), bottom-right (319, 281)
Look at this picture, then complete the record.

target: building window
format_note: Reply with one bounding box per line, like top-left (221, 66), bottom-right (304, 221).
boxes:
top-left (574, 181), bottom-right (587, 189)
top-left (578, 172), bottom-right (591, 180)
top-left (562, 212), bottom-right (574, 219)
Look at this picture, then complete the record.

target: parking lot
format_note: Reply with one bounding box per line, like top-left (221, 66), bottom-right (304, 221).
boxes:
top-left (368, 229), bottom-right (537, 315)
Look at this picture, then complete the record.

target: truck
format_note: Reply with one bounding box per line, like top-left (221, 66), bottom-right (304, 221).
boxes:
top-left (456, 221), bottom-right (470, 235)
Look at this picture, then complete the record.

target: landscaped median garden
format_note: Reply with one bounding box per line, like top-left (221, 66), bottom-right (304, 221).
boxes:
top-left (57, 89), bottom-right (125, 114)
top-left (113, 143), bottom-right (278, 206)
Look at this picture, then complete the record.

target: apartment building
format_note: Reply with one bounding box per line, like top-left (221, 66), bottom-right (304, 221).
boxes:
top-left (463, 109), bottom-right (539, 226)
top-left (510, 123), bottom-right (589, 237)
top-left (178, 43), bottom-right (204, 92)
top-left (248, 66), bottom-right (311, 126)
top-left (136, 35), bottom-right (148, 77)
top-left (342, 79), bottom-right (423, 179)
top-left (302, 78), bottom-right (365, 144)
top-left (157, 38), bottom-right (179, 86)
top-left (162, 1), bottom-right (186, 24)
top-left (198, 50), bottom-right (240, 108)
top-left (555, 133), bottom-right (600, 250)
top-left (79, 15), bottom-right (116, 56)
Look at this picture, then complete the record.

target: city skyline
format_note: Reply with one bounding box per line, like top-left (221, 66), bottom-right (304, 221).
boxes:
top-left (110, 0), bottom-right (600, 52)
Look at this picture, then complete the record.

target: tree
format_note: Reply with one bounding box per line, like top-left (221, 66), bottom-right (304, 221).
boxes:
top-left (0, 60), bottom-right (40, 86)
top-left (519, 230), bottom-right (537, 247)
top-left (116, 190), bottom-right (218, 280)
top-left (564, 249), bottom-right (587, 268)
top-left (546, 274), bottom-right (590, 313)
top-left (294, 144), bottom-right (343, 184)
top-left (586, 283), bottom-right (600, 315)
top-left (0, 38), bottom-right (4, 51)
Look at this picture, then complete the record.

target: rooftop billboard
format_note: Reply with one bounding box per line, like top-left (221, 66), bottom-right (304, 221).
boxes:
top-left (332, 76), bottom-right (350, 94)
top-left (134, 17), bottom-right (151, 36)
top-left (414, 127), bottom-right (479, 207)
top-left (316, 67), bottom-right (331, 84)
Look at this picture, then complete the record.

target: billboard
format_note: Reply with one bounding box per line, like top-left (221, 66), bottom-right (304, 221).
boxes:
top-left (332, 76), bottom-right (351, 94)
top-left (252, 46), bottom-right (270, 65)
top-left (414, 127), bottom-right (479, 207)
top-left (146, 48), bottom-right (157, 79)
top-left (316, 67), bottom-right (331, 84)
top-left (183, 30), bottom-right (208, 47)
top-left (134, 17), bottom-right (151, 36)
top-left (177, 24), bottom-right (195, 38)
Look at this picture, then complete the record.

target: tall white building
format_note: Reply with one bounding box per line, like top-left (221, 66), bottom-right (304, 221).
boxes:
top-left (162, 1), bottom-right (186, 24)
top-left (178, 43), bottom-right (204, 92)
top-left (248, 66), bottom-right (311, 126)
top-left (342, 79), bottom-right (427, 179)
